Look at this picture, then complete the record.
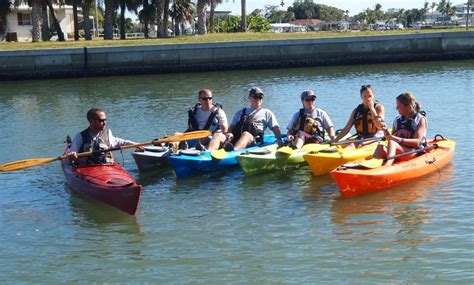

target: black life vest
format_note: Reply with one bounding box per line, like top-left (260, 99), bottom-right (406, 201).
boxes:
top-left (291, 108), bottom-right (325, 139)
top-left (353, 102), bottom-right (380, 136)
top-left (394, 111), bottom-right (426, 139)
top-left (187, 103), bottom-right (223, 133)
top-left (231, 108), bottom-right (263, 144)
top-left (78, 128), bottom-right (109, 164)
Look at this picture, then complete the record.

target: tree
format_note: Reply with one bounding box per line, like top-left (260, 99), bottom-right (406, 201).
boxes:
top-left (0, 0), bottom-right (13, 37)
top-left (46, 0), bottom-right (65, 41)
top-left (170, 0), bottom-right (194, 35)
top-left (104, 0), bottom-right (116, 39)
top-left (117, 0), bottom-right (140, 39)
top-left (467, 0), bottom-right (473, 30)
top-left (163, 0), bottom-right (170, 35)
top-left (155, 0), bottom-right (165, 37)
top-left (240, 0), bottom-right (246, 32)
top-left (139, 0), bottom-right (153, 38)
top-left (197, 0), bottom-right (206, 34)
top-left (31, 0), bottom-right (43, 42)
top-left (82, 0), bottom-right (93, 40)
top-left (209, 0), bottom-right (223, 33)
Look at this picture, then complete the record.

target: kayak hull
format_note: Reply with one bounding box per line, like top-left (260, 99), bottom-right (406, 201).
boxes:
top-left (330, 139), bottom-right (456, 198)
top-left (237, 143), bottom-right (329, 175)
top-left (304, 142), bottom-right (379, 176)
top-left (169, 134), bottom-right (277, 177)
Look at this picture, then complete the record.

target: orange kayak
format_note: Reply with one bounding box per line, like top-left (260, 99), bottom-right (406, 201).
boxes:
top-left (330, 138), bottom-right (455, 198)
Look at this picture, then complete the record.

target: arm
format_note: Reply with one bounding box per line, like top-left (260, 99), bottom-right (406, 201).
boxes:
top-left (369, 103), bottom-right (385, 130)
top-left (334, 109), bottom-right (356, 142)
top-left (271, 126), bottom-right (284, 146)
top-left (326, 126), bottom-right (336, 142)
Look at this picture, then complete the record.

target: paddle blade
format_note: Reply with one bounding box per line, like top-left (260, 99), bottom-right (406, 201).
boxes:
top-left (276, 146), bottom-right (294, 156)
top-left (211, 149), bottom-right (227, 160)
top-left (0, 157), bottom-right (59, 172)
top-left (357, 158), bottom-right (384, 169)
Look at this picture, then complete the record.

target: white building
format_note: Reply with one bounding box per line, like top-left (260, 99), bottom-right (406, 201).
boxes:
top-left (270, 23), bottom-right (306, 33)
top-left (2, 3), bottom-right (76, 42)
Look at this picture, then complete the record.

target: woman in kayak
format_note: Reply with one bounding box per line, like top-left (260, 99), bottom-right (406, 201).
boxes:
top-left (180, 89), bottom-right (229, 151)
top-left (224, 87), bottom-right (284, 151)
top-left (372, 92), bottom-right (427, 166)
top-left (69, 108), bottom-right (142, 165)
top-left (333, 84), bottom-right (385, 149)
top-left (286, 89), bottom-right (335, 149)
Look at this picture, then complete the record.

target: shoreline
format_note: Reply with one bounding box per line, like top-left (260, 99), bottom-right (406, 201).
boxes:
top-left (1, 31), bottom-right (473, 80)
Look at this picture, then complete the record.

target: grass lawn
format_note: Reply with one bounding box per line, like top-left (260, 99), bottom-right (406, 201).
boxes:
top-left (0, 27), bottom-right (472, 51)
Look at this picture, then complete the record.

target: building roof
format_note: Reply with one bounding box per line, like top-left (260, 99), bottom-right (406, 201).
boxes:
top-left (290, 19), bottom-right (322, 26)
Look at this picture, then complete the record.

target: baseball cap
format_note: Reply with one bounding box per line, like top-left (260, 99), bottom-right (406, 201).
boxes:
top-left (249, 87), bottom-right (264, 97)
top-left (301, 90), bottom-right (316, 100)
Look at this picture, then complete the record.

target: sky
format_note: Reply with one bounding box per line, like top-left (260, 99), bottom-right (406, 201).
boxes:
top-left (217, 0), bottom-right (433, 16)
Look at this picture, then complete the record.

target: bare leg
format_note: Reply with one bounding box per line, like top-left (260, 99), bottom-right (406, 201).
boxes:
top-left (234, 132), bottom-right (254, 150)
top-left (207, 133), bottom-right (226, 151)
top-left (372, 143), bottom-right (387, 159)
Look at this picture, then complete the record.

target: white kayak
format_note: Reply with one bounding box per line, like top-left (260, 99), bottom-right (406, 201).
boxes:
top-left (131, 146), bottom-right (172, 171)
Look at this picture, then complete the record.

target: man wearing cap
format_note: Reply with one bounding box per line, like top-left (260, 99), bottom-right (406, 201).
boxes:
top-left (287, 90), bottom-right (335, 149)
top-left (224, 87), bottom-right (283, 150)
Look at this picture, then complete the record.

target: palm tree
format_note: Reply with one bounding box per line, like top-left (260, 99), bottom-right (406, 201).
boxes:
top-left (104, 0), bottom-right (116, 39)
top-left (467, 0), bottom-right (473, 30)
top-left (46, 0), bottom-right (65, 41)
top-left (240, 0), bottom-right (246, 31)
top-left (117, 0), bottom-right (140, 39)
top-left (163, 0), bottom-right (170, 35)
top-left (208, 0), bottom-right (222, 33)
top-left (155, 0), bottom-right (165, 37)
top-left (196, 0), bottom-right (206, 34)
top-left (82, 0), bottom-right (93, 40)
top-left (31, 0), bottom-right (43, 42)
top-left (170, 0), bottom-right (194, 35)
top-left (0, 0), bottom-right (13, 37)
top-left (139, 0), bottom-right (152, 38)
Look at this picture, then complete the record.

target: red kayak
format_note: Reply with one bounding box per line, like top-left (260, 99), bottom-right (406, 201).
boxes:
top-left (61, 144), bottom-right (142, 215)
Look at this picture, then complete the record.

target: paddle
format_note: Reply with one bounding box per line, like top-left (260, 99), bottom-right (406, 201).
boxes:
top-left (357, 143), bottom-right (440, 169)
top-left (331, 136), bottom-right (383, 146)
top-left (0, 130), bottom-right (211, 172)
top-left (211, 148), bottom-right (228, 160)
top-left (276, 146), bottom-right (294, 156)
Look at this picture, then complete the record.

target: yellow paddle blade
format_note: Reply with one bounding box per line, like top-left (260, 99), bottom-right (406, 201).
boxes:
top-left (276, 146), bottom-right (294, 156)
top-left (0, 157), bottom-right (60, 172)
top-left (357, 158), bottom-right (384, 169)
top-left (211, 149), bottom-right (227, 160)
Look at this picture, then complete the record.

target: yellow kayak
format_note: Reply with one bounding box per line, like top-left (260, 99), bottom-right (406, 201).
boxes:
top-left (303, 142), bottom-right (382, 176)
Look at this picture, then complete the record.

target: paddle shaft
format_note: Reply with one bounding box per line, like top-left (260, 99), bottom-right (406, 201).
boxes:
top-left (332, 136), bottom-right (382, 146)
top-left (74, 130), bottom-right (211, 158)
top-left (385, 143), bottom-right (437, 161)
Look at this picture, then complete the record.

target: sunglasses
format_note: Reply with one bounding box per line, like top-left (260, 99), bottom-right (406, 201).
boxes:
top-left (304, 97), bottom-right (316, 102)
top-left (251, 94), bottom-right (264, 100)
top-left (93, 118), bottom-right (107, 123)
top-left (200, 97), bottom-right (213, 101)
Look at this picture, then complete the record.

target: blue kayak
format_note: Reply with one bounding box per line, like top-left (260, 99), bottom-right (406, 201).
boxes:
top-left (169, 134), bottom-right (278, 177)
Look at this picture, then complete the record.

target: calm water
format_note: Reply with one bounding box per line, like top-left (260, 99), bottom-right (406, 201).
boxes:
top-left (1, 60), bottom-right (473, 283)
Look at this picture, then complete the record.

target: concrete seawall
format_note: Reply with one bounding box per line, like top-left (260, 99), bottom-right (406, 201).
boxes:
top-left (1, 31), bottom-right (473, 80)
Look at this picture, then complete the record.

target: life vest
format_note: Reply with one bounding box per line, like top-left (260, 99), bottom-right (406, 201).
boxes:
top-left (393, 111), bottom-right (427, 139)
top-left (231, 108), bottom-right (263, 144)
top-left (78, 128), bottom-right (111, 164)
top-left (187, 103), bottom-right (223, 133)
top-left (353, 102), bottom-right (381, 136)
top-left (291, 108), bottom-right (325, 140)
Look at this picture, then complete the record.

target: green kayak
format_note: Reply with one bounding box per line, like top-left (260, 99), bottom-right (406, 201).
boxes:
top-left (236, 143), bottom-right (331, 175)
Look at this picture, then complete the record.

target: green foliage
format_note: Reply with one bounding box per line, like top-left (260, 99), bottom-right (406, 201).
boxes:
top-left (288, 0), bottom-right (344, 21)
top-left (247, 14), bottom-right (270, 32)
top-left (216, 15), bottom-right (241, 32)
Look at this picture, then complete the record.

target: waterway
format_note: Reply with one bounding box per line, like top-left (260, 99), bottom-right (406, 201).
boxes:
top-left (1, 60), bottom-right (473, 283)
